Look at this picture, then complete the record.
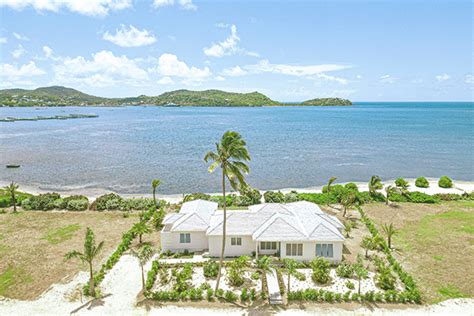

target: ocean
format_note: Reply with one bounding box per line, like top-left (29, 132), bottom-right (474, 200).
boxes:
top-left (0, 102), bottom-right (472, 194)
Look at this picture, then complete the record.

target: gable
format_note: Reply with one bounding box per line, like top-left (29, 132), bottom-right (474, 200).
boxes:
top-left (172, 212), bottom-right (209, 231)
top-left (309, 223), bottom-right (345, 241)
top-left (253, 216), bottom-right (306, 241)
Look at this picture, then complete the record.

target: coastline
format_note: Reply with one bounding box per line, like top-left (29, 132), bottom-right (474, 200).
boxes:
top-left (1, 177), bottom-right (473, 204)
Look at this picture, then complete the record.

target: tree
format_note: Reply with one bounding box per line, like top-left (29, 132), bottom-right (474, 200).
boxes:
top-left (283, 258), bottom-right (298, 293)
top-left (354, 256), bottom-right (368, 295)
top-left (326, 177), bottom-right (337, 193)
top-left (339, 189), bottom-right (358, 217)
top-left (151, 179), bottom-right (161, 207)
top-left (382, 223), bottom-right (398, 249)
top-left (384, 185), bottom-right (397, 205)
top-left (256, 256), bottom-right (273, 293)
top-left (368, 175), bottom-right (383, 196)
top-left (343, 220), bottom-right (355, 238)
top-left (132, 221), bottom-right (151, 244)
top-left (65, 228), bottom-right (104, 297)
top-left (204, 131), bottom-right (250, 292)
top-left (360, 236), bottom-right (376, 258)
top-left (4, 182), bottom-right (19, 213)
top-left (130, 244), bottom-right (155, 292)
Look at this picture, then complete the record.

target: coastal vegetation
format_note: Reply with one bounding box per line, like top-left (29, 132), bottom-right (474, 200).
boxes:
top-left (415, 177), bottom-right (430, 188)
top-left (438, 176), bottom-right (453, 188)
top-left (0, 114), bottom-right (98, 122)
top-left (0, 86), bottom-right (352, 107)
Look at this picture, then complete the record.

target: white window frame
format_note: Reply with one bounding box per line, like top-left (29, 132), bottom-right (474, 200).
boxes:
top-left (260, 241), bottom-right (277, 250)
top-left (286, 243), bottom-right (303, 256)
top-left (316, 243), bottom-right (333, 258)
top-left (180, 233), bottom-right (191, 244)
top-left (231, 237), bottom-right (242, 246)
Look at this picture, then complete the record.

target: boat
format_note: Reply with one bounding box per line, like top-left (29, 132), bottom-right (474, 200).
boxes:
top-left (163, 103), bottom-right (181, 107)
top-left (6, 164), bottom-right (20, 168)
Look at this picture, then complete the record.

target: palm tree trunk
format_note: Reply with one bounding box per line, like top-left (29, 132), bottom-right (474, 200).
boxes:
top-left (141, 264), bottom-right (145, 292)
top-left (358, 277), bottom-right (361, 295)
top-left (215, 170), bottom-right (226, 292)
top-left (89, 262), bottom-right (95, 297)
top-left (12, 192), bottom-right (16, 213)
top-left (139, 234), bottom-right (142, 244)
top-left (287, 274), bottom-right (290, 293)
top-left (388, 236), bottom-right (391, 249)
top-left (342, 206), bottom-right (347, 217)
top-left (153, 188), bottom-right (156, 207)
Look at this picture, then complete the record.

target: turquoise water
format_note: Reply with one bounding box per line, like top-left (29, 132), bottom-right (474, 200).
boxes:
top-left (0, 102), bottom-right (473, 194)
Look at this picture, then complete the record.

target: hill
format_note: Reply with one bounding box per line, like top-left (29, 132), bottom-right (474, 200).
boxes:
top-left (0, 86), bottom-right (352, 107)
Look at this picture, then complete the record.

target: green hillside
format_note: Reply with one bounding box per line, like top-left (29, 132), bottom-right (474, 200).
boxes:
top-left (301, 97), bottom-right (352, 106)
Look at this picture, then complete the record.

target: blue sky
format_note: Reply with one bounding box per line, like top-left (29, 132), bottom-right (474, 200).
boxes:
top-left (0, 0), bottom-right (472, 101)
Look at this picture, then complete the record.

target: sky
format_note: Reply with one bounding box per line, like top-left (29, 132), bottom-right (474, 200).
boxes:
top-left (0, 0), bottom-right (472, 102)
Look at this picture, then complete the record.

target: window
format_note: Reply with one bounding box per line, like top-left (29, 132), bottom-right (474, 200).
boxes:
top-left (260, 241), bottom-right (277, 250)
top-left (286, 243), bottom-right (303, 256)
top-left (179, 233), bottom-right (191, 243)
top-left (231, 237), bottom-right (242, 246)
top-left (316, 243), bottom-right (333, 257)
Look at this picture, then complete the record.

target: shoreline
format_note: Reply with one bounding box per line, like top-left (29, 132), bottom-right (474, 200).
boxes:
top-left (1, 177), bottom-right (473, 204)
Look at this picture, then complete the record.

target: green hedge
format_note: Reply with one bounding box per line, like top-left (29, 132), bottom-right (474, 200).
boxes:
top-left (438, 176), bottom-right (453, 189)
top-left (415, 177), bottom-right (429, 188)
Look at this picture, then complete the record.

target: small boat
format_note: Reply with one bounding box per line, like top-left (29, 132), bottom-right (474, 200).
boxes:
top-left (6, 164), bottom-right (20, 168)
top-left (163, 103), bottom-right (181, 107)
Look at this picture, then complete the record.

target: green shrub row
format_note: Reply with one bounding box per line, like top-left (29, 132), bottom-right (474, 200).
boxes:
top-left (147, 286), bottom-right (257, 303)
top-left (357, 206), bottom-right (421, 303)
top-left (0, 189), bottom-right (32, 208)
top-left (184, 186), bottom-right (262, 208)
top-left (288, 288), bottom-right (415, 303)
top-left (90, 193), bottom-right (164, 211)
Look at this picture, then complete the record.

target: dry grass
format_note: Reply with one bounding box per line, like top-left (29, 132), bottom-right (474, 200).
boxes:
top-left (363, 201), bottom-right (474, 303)
top-left (0, 210), bottom-right (160, 300)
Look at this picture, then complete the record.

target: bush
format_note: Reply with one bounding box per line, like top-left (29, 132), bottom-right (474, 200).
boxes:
top-left (251, 271), bottom-right (261, 280)
top-left (433, 193), bottom-right (462, 201)
top-left (345, 281), bottom-right (355, 290)
top-left (227, 266), bottom-right (244, 286)
top-left (310, 257), bottom-right (331, 284)
top-left (224, 290), bottom-right (237, 302)
top-left (438, 176), bottom-right (453, 188)
top-left (21, 193), bottom-right (61, 211)
top-left (206, 288), bottom-right (214, 301)
top-left (297, 193), bottom-right (335, 205)
top-left (125, 198), bottom-right (156, 210)
top-left (235, 186), bottom-right (262, 206)
top-left (203, 261), bottom-right (219, 278)
top-left (61, 195), bottom-right (89, 211)
top-left (284, 191), bottom-right (299, 203)
top-left (345, 183), bottom-right (359, 191)
top-left (336, 262), bottom-right (354, 278)
top-left (376, 265), bottom-right (397, 290)
top-left (395, 178), bottom-right (409, 189)
top-left (91, 193), bottom-right (124, 211)
top-left (415, 177), bottom-right (429, 188)
top-left (183, 192), bottom-right (211, 202)
top-left (240, 288), bottom-right (249, 302)
top-left (249, 288), bottom-right (256, 301)
top-left (263, 191), bottom-right (285, 203)
top-left (408, 191), bottom-right (439, 203)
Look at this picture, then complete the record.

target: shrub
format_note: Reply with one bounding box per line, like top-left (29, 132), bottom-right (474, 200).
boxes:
top-left (284, 191), bottom-right (299, 203)
top-left (183, 192), bottom-right (211, 202)
top-left (433, 193), bottom-right (462, 201)
top-left (227, 266), bottom-right (244, 286)
top-left (345, 183), bottom-right (359, 191)
top-left (216, 288), bottom-right (224, 297)
top-left (62, 195), bottom-right (89, 211)
top-left (203, 261), bottom-right (219, 279)
top-left (310, 257), bottom-right (331, 284)
top-left (249, 288), bottom-right (256, 301)
top-left (415, 177), bottom-right (429, 188)
top-left (408, 191), bottom-right (439, 203)
top-left (297, 193), bottom-right (335, 205)
top-left (236, 186), bottom-right (262, 206)
top-left (224, 290), bottom-right (237, 302)
top-left (395, 178), bottom-right (409, 189)
top-left (240, 288), bottom-right (249, 302)
top-left (91, 193), bottom-right (124, 211)
top-left (263, 191), bottom-right (285, 203)
top-left (376, 265), bottom-right (397, 290)
top-left (251, 272), bottom-right (261, 280)
top-left (345, 281), bottom-right (355, 290)
top-left (125, 198), bottom-right (156, 210)
top-left (21, 192), bottom-right (61, 211)
top-left (336, 261), bottom-right (354, 278)
top-left (206, 288), bottom-right (214, 301)
top-left (438, 176), bottom-right (453, 188)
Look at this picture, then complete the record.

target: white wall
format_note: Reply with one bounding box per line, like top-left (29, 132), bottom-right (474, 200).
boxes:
top-left (280, 241), bottom-right (343, 263)
top-left (161, 230), bottom-right (208, 252)
top-left (208, 235), bottom-right (255, 257)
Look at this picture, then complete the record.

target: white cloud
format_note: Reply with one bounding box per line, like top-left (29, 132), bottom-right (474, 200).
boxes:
top-left (11, 45), bottom-right (26, 59)
top-left (157, 76), bottom-right (174, 85)
top-left (215, 76), bottom-right (225, 81)
top-left (222, 65), bottom-right (248, 77)
top-left (315, 73), bottom-right (349, 84)
top-left (435, 73), bottom-right (451, 82)
top-left (43, 46), bottom-right (53, 58)
top-left (53, 50), bottom-right (148, 87)
top-left (0, 37), bottom-right (7, 44)
top-left (152, 0), bottom-right (196, 10)
top-left (1, 0), bottom-right (132, 17)
top-left (244, 59), bottom-right (351, 77)
top-left (103, 25), bottom-right (156, 47)
top-left (13, 32), bottom-right (29, 41)
top-left (465, 74), bottom-right (473, 85)
top-left (204, 24), bottom-right (257, 58)
top-left (380, 74), bottom-right (397, 84)
top-left (0, 61), bottom-right (45, 82)
top-left (356, 75), bottom-right (362, 79)
top-left (154, 53), bottom-right (211, 80)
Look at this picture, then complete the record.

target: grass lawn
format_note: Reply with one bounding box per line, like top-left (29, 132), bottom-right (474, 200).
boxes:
top-left (0, 210), bottom-right (159, 300)
top-left (363, 201), bottom-right (474, 303)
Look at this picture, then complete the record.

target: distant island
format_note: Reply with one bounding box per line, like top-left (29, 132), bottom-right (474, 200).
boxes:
top-left (0, 86), bottom-right (352, 107)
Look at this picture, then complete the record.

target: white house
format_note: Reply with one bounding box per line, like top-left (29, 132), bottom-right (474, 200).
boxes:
top-left (161, 200), bottom-right (345, 263)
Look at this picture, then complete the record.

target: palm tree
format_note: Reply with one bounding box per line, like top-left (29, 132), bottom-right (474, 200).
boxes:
top-left (326, 177), bottom-right (337, 193)
top-left (360, 235), bottom-right (376, 258)
top-left (204, 131), bottom-right (250, 292)
top-left (151, 179), bottom-right (161, 207)
top-left (65, 227), bottom-right (104, 297)
top-left (354, 255), bottom-right (368, 295)
top-left (339, 189), bottom-right (357, 217)
top-left (132, 221), bottom-right (151, 244)
top-left (130, 244), bottom-right (155, 292)
top-left (343, 220), bottom-right (354, 238)
top-left (282, 258), bottom-right (298, 293)
top-left (384, 185), bottom-right (397, 205)
top-left (256, 256), bottom-right (273, 294)
top-left (4, 182), bottom-right (19, 213)
top-left (382, 223), bottom-right (398, 249)
top-left (368, 175), bottom-right (383, 196)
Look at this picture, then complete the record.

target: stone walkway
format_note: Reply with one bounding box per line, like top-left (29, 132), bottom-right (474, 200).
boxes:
top-left (266, 268), bottom-right (283, 305)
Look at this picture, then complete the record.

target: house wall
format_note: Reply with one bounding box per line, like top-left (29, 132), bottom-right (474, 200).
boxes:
top-left (208, 235), bottom-right (255, 257)
top-left (161, 230), bottom-right (208, 252)
top-left (280, 241), bottom-right (343, 263)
